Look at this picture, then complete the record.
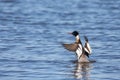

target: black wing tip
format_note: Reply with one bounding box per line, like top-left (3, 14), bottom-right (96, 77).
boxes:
top-left (85, 51), bottom-right (89, 58)
top-left (84, 36), bottom-right (88, 42)
top-left (59, 42), bottom-right (65, 46)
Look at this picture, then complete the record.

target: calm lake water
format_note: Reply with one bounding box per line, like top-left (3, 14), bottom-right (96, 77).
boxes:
top-left (0, 0), bottom-right (120, 80)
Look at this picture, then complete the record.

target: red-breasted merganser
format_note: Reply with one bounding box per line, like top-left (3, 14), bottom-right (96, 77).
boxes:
top-left (63, 31), bottom-right (92, 62)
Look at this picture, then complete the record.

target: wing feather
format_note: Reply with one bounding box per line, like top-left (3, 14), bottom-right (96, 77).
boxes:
top-left (84, 36), bottom-right (92, 54)
top-left (62, 43), bottom-right (79, 52)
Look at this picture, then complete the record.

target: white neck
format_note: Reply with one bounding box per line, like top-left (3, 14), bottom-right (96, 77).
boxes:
top-left (76, 35), bottom-right (80, 40)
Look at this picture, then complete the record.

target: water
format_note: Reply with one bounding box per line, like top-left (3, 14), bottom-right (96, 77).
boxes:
top-left (0, 0), bottom-right (120, 80)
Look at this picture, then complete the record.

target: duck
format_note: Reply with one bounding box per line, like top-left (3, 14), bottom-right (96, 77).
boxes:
top-left (62, 31), bottom-right (92, 62)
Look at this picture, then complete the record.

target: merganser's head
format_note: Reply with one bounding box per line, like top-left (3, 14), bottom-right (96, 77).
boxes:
top-left (68, 31), bottom-right (80, 43)
top-left (72, 31), bottom-right (79, 37)
top-left (68, 31), bottom-right (79, 37)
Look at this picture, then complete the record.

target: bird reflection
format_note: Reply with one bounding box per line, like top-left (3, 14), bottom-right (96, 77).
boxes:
top-left (74, 62), bottom-right (92, 80)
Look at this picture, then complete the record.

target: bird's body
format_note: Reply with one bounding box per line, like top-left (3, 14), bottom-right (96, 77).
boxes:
top-left (63, 31), bottom-right (92, 62)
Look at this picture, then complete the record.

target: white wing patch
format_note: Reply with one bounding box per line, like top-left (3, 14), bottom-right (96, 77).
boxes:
top-left (85, 42), bottom-right (92, 54)
top-left (76, 44), bottom-right (82, 59)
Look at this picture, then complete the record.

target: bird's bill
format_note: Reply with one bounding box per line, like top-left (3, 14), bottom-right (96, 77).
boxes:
top-left (68, 32), bottom-right (72, 34)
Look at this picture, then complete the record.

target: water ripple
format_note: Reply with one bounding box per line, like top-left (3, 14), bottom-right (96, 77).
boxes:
top-left (0, 0), bottom-right (120, 80)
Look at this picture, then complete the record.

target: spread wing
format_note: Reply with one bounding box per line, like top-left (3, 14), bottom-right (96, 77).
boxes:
top-left (84, 36), bottom-right (92, 55)
top-left (62, 43), bottom-right (79, 52)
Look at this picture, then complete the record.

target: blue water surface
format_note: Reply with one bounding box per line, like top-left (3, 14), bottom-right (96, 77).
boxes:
top-left (0, 0), bottom-right (120, 80)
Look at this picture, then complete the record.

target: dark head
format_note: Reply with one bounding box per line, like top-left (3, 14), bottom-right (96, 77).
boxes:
top-left (68, 31), bottom-right (80, 43)
top-left (72, 31), bottom-right (79, 37)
